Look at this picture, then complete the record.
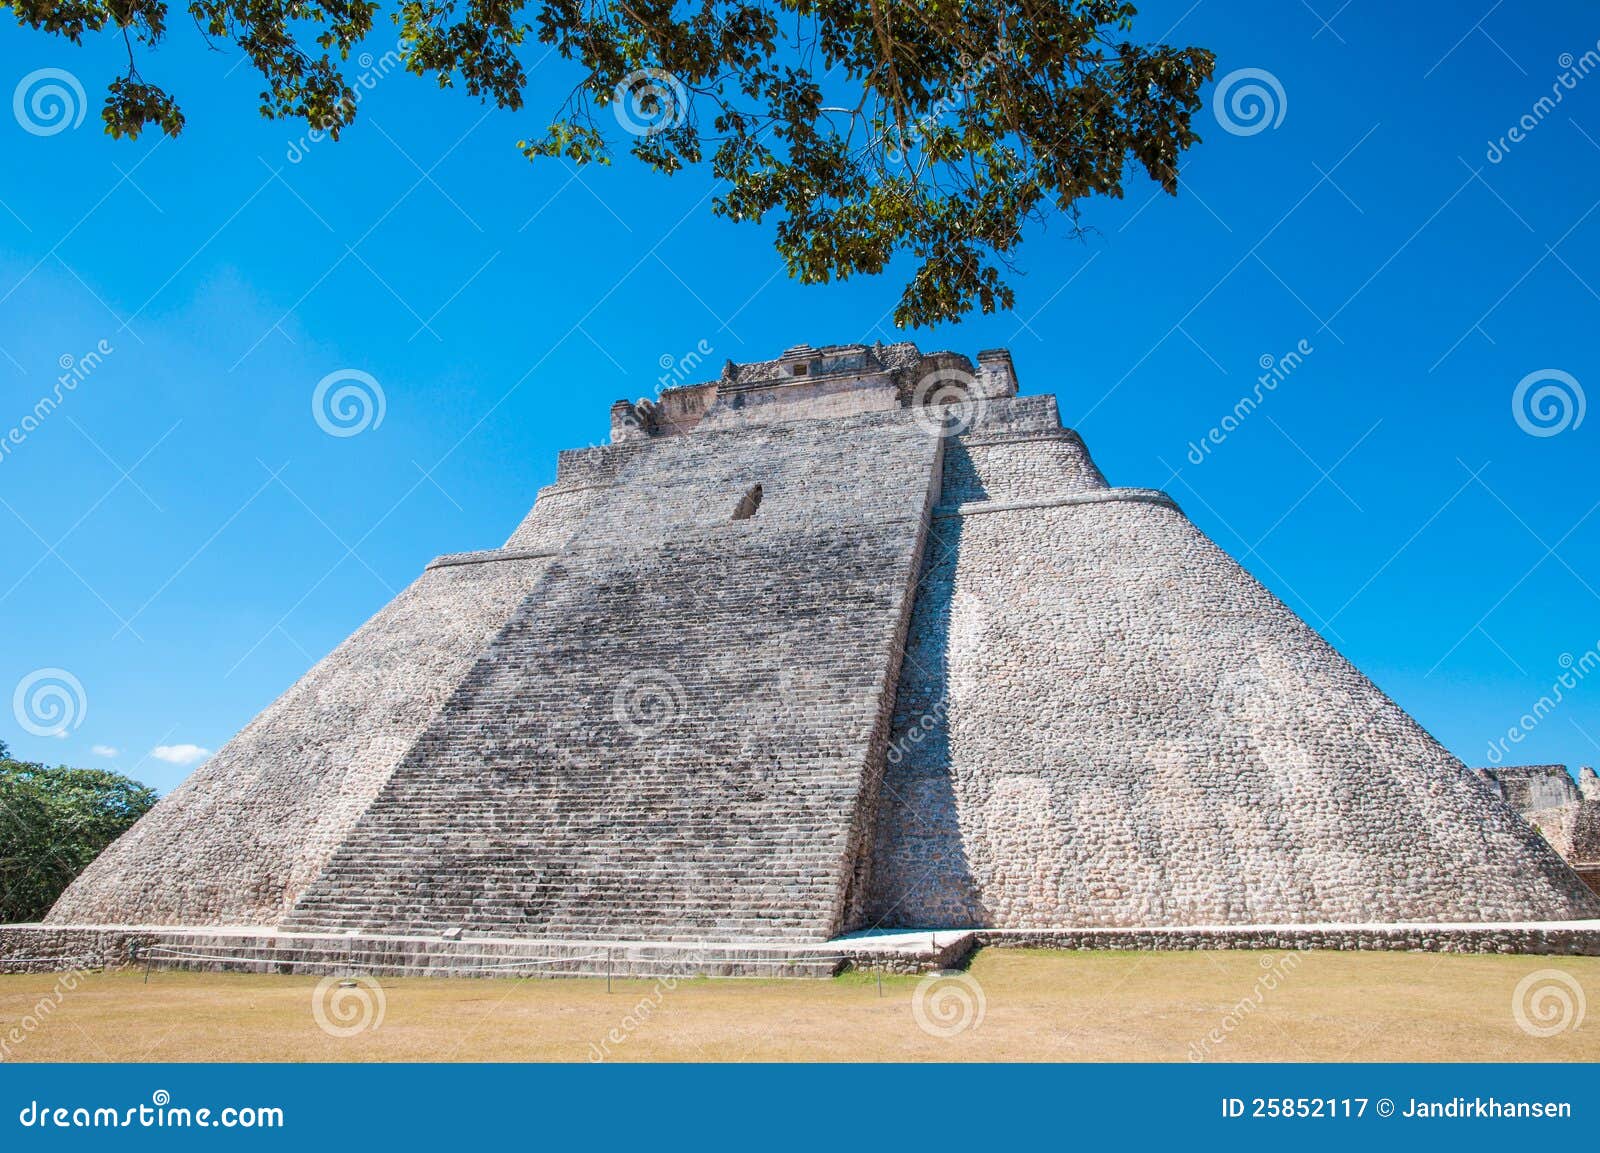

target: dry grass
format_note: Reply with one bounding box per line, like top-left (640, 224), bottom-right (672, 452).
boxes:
top-left (2, 949), bottom-right (1596, 1062)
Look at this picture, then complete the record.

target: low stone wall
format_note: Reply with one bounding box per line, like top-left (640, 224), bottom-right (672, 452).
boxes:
top-left (839, 934), bottom-right (978, 974)
top-left (7, 921), bottom-right (1598, 981)
top-left (0, 926), bottom-right (156, 972)
top-left (978, 924), bottom-right (1600, 956)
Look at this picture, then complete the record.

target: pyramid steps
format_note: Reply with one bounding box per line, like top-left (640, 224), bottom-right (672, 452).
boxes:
top-left (280, 412), bottom-right (944, 940)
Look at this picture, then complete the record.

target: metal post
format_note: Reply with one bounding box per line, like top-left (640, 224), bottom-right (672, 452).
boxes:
top-left (606, 947), bottom-right (613, 994)
top-left (877, 969), bottom-right (883, 998)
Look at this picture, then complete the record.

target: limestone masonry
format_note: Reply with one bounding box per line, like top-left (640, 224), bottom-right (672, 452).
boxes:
top-left (1475, 764), bottom-right (1600, 896)
top-left (37, 342), bottom-right (1600, 948)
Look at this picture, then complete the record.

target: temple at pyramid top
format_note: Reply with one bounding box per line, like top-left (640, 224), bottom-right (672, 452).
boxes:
top-left (609, 341), bottom-right (1019, 441)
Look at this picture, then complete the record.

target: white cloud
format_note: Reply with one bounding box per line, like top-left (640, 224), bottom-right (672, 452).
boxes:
top-left (150, 743), bottom-right (211, 766)
top-left (91, 745), bottom-right (120, 758)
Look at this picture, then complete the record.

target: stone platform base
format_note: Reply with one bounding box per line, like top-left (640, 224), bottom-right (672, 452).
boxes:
top-left (0, 925), bottom-right (978, 979)
top-left (4, 920), bottom-right (1597, 980)
top-left (975, 920), bottom-right (1600, 955)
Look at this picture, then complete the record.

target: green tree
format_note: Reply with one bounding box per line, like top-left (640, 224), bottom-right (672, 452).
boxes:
top-left (4, 0), bottom-right (1212, 326)
top-left (0, 753), bottom-right (156, 923)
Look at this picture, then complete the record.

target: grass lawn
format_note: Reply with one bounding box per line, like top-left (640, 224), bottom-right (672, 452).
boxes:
top-left (1, 949), bottom-right (1596, 1062)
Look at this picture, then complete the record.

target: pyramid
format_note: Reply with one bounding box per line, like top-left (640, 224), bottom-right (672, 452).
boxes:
top-left (44, 343), bottom-right (1600, 943)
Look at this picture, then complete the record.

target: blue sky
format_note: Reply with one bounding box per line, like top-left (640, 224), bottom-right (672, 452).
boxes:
top-left (1, 0), bottom-right (1598, 791)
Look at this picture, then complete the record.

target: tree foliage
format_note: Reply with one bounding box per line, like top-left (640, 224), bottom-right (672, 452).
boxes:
top-left (0, 753), bottom-right (156, 923)
top-left (3, 0), bottom-right (1213, 326)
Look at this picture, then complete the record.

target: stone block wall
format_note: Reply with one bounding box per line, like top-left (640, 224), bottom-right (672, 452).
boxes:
top-left (1478, 765), bottom-right (1600, 896)
top-left (697, 373), bottom-right (903, 431)
top-left (503, 482), bottom-right (611, 551)
top-left (940, 430), bottom-right (1106, 505)
top-left (1478, 764), bottom-right (1583, 812)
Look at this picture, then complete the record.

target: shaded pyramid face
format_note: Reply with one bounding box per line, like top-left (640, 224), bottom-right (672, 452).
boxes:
top-left (868, 498), bottom-right (1598, 927)
top-left (49, 343), bottom-right (1600, 938)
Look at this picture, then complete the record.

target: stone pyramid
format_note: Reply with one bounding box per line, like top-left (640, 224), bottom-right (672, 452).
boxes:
top-left (47, 343), bottom-right (1600, 941)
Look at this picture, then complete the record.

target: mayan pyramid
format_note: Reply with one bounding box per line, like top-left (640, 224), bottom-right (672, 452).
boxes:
top-left (46, 342), bottom-right (1600, 942)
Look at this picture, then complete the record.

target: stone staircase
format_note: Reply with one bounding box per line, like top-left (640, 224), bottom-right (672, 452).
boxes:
top-left (133, 930), bottom-right (848, 979)
top-left (282, 413), bottom-right (943, 942)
